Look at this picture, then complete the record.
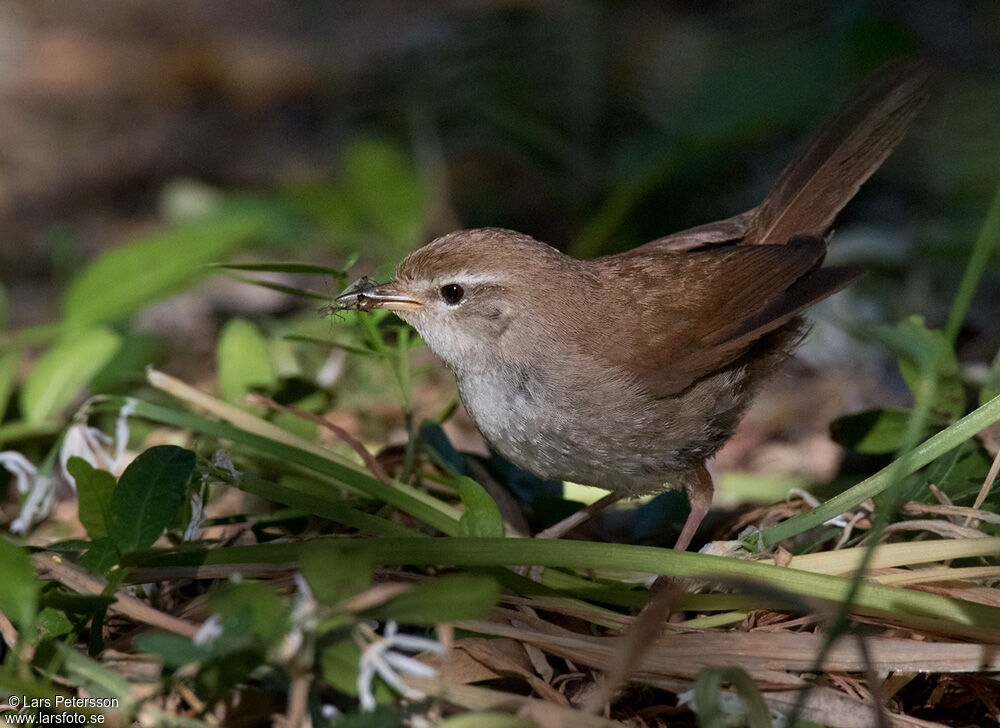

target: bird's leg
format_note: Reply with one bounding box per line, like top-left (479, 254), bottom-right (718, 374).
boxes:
top-left (533, 491), bottom-right (623, 540)
top-left (637, 464), bottom-right (717, 599)
top-left (674, 462), bottom-right (714, 553)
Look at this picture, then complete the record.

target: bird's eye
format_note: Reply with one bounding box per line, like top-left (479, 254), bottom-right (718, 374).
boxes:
top-left (440, 283), bottom-right (464, 305)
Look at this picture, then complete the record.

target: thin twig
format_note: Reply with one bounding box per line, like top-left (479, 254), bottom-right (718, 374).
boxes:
top-left (584, 577), bottom-right (685, 714)
top-left (855, 633), bottom-right (891, 728)
top-left (247, 394), bottom-right (390, 483)
top-left (966, 447), bottom-right (1000, 526)
top-left (31, 552), bottom-right (200, 638)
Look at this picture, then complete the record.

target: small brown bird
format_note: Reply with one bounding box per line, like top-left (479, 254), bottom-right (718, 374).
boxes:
top-left (338, 61), bottom-right (929, 551)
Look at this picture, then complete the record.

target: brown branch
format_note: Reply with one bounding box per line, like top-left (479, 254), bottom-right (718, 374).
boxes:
top-left (31, 552), bottom-right (200, 638)
top-left (247, 394), bottom-right (391, 483)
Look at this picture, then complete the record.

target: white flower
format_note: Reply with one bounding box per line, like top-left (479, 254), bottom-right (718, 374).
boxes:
top-left (357, 621), bottom-right (444, 711)
top-left (1, 452), bottom-right (55, 534)
top-left (193, 614), bottom-right (224, 647)
top-left (212, 450), bottom-right (242, 483)
top-left (787, 487), bottom-right (851, 528)
top-left (60, 398), bottom-right (137, 487)
top-left (183, 490), bottom-right (206, 542)
top-left (5, 398), bottom-right (137, 534)
top-left (678, 687), bottom-right (786, 727)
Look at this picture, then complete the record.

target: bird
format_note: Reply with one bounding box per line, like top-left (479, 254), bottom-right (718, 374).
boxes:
top-left (336, 60), bottom-right (929, 551)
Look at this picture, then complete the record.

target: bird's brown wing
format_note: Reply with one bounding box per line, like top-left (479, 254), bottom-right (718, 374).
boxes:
top-left (638, 209), bottom-right (756, 253)
top-left (592, 238), bottom-right (857, 398)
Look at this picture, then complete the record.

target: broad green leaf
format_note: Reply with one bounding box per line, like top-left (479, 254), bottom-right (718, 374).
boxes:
top-left (301, 540), bottom-right (372, 604)
top-left (20, 327), bottom-right (121, 423)
top-left (206, 581), bottom-right (288, 655)
top-left (0, 351), bottom-right (18, 421)
top-left (64, 203), bottom-right (276, 326)
top-left (865, 317), bottom-right (963, 420)
top-left (280, 182), bottom-right (361, 249)
top-left (76, 538), bottom-right (120, 575)
top-left (135, 632), bottom-right (209, 667)
top-left (343, 140), bottom-right (426, 250)
top-left (0, 537), bottom-right (39, 629)
top-left (68, 457), bottom-right (116, 540)
top-left (109, 446), bottom-right (195, 554)
top-left (457, 476), bottom-right (504, 538)
top-left (90, 332), bottom-right (162, 393)
top-left (217, 319), bottom-right (278, 404)
top-left (35, 607), bottom-right (74, 641)
top-left (372, 573), bottom-right (500, 625)
top-left (830, 408), bottom-right (912, 454)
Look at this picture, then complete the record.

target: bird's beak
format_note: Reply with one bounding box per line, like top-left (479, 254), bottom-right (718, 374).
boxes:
top-left (335, 279), bottom-right (424, 313)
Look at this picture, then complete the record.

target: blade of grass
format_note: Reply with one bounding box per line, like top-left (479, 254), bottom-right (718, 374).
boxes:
top-left (944, 182), bottom-right (1000, 345)
top-left (127, 379), bottom-right (461, 534)
top-left (236, 473), bottom-right (415, 538)
top-left (221, 274), bottom-right (331, 301)
top-left (128, 537), bottom-right (1000, 639)
top-left (750, 392), bottom-right (1000, 548)
top-left (208, 262), bottom-right (347, 276)
top-left (758, 536), bottom-right (1000, 574)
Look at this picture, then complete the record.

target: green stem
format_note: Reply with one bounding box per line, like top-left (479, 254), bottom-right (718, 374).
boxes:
top-left (751, 391), bottom-right (1000, 548)
top-left (133, 537), bottom-right (1000, 636)
top-left (944, 181), bottom-right (1000, 346)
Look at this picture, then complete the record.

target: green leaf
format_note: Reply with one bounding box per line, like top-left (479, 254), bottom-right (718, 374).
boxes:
top-left (217, 319), bottom-right (278, 404)
top-left (0, 537), bottom-right (39, 629)
top-left (280, 182), bottom-right (361, 249)
top-left (457, 477), bottom-right (504, 538)
top-left (136, 632), bottom-right (209, 667)
top-left (35, 607), bottom-right (74, 641)
top-left (830, 408), bottom-right (912, 454)
top-left (109, 446), bottom-right (195, 554)
top-left (90, 332), bottom-right (162, 393)
top-left (68, 457), bottom-right (116, 540)
top-left (76, 538), bottom-right (120, 575)
top-left (301, 540), bottom-right (372, 604)
top-left (0, 351), bottom-right (18, 421)
top-left (864, 317), bottom-right (963, 420)
top-left (64, 202), bottom-right (276, 326)
top-left (19, 327), bottom-right (121, 423)
top-left (372, 573), bottom-right (500, 625)
top-left (207, 582), bottom-right (288, 655)
top-left (343, 140), bottom-right (426, 250)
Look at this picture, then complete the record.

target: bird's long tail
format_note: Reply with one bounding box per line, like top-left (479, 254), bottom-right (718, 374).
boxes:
top-left (744, 58), bottom-right (930, 246)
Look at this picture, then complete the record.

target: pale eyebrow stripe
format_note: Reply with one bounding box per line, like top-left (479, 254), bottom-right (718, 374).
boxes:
top-left (439, 272), bottom-right (510, 286)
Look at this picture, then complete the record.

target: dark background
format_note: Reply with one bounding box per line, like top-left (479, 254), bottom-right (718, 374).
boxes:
top-left (1, 1), bottom-right (997, 436)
